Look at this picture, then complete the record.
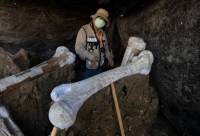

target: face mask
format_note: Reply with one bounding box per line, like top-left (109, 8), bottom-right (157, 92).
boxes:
top-left (94, 17), bottom-right (106, 29)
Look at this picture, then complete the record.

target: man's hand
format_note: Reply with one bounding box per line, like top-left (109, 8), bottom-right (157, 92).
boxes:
top-left (90, 56), bottom-right (98, 68)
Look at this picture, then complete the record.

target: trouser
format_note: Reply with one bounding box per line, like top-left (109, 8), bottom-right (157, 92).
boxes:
top-left (78, 59), bottom-right (109, 80)
top-left (81, 68), bottom-right (103, 80)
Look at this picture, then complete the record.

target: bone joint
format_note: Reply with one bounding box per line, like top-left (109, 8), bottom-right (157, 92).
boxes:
top-left (49, 38), bottom-right (154, 129)
top-left (121, 37), bottom-right (146, 66)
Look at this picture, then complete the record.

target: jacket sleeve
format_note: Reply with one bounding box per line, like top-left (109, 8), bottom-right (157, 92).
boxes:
top-left (75, 28), bottom-right (94, 60)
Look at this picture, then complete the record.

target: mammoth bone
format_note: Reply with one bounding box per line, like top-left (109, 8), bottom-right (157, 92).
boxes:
top-left (0, 46), bottom-right (75, 93)
top-left (49, 37), bottom-right (153, 129)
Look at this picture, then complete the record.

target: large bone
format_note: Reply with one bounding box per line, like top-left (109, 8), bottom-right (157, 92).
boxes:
top-left (112, 37), bottom-right (146, 135)
top-left (0, 46), bottom-right (75, 93)
top-left (49, 50), bottom-right (154, 129)
top-left (0, 105), bottom-right (24, 136)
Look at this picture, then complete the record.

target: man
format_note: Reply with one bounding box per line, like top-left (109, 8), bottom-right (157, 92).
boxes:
top-left (75, 8), bottom-right (114, 79)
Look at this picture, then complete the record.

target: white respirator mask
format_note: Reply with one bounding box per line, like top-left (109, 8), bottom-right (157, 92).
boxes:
top-left (94, 17), bottom-right (106, 29)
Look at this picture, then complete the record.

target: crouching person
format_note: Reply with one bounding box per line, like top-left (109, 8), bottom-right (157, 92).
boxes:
top-left (75, 8), bottom-right (114, 79)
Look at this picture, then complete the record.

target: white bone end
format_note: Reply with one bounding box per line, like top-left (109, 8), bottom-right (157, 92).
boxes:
top-left (138, 50), bottom-right (154, 65)
top-left (0, 105), bottom-right (10, 119)
top-left (51, 84), bottom-right (72, 102)
top-left (49, 102), bottom-right (75, 129)
top-left (53, 46), bottom-right (69, 57)
top-left (53, 46), bottom-right (76, 64)
top-left (128, 37), bottom-right (146, 51)
top-left (130, 50), bottom-right (154, 75)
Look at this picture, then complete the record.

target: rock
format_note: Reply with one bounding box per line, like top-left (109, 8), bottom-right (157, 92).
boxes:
top-left (12, 48), bottom-right (30, 70)
top-left (0, 48), bottom-right (20, 78)
top-left (0, 6), bottom-right (94, 65)
top-left (0, 47), bottom-right (30, 78)
top-left (67, 75), bottom-right (158, 136)
top-left (111, 0), bottom-right (200, 135)
top-left (150, 114), bottom-right (178, 136)
top-left (0, 6), bottom-right (91, 49)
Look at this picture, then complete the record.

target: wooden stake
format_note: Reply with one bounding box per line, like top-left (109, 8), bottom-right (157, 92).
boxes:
top-left (111, 83), bottom-right (126, 136)
top-left (50, 127), bottom-right (59, 136)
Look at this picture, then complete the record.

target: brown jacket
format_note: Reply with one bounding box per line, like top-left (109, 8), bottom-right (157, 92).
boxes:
top-left (75, 23), bottom-right (112, 69)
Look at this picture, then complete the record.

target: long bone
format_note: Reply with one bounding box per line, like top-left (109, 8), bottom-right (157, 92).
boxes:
top-left (49, 50), bottom-right (154, 129)
top-left (49, 37), bottom-right (146, 135)
top-left (0, 46), bottom-right (75, 93)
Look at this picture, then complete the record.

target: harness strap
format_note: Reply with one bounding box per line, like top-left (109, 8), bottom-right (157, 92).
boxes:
top-left (91, 23), bottom-right (101, 69)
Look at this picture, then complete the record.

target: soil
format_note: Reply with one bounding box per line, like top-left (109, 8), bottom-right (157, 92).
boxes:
top-left (58, 75), bottom-right (158, 136)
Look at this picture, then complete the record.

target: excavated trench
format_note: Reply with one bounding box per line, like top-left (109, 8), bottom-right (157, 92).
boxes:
top-left (0, 4), bottom-right (159, 136)
top-left (0, 0), bottom-right (199, 136)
